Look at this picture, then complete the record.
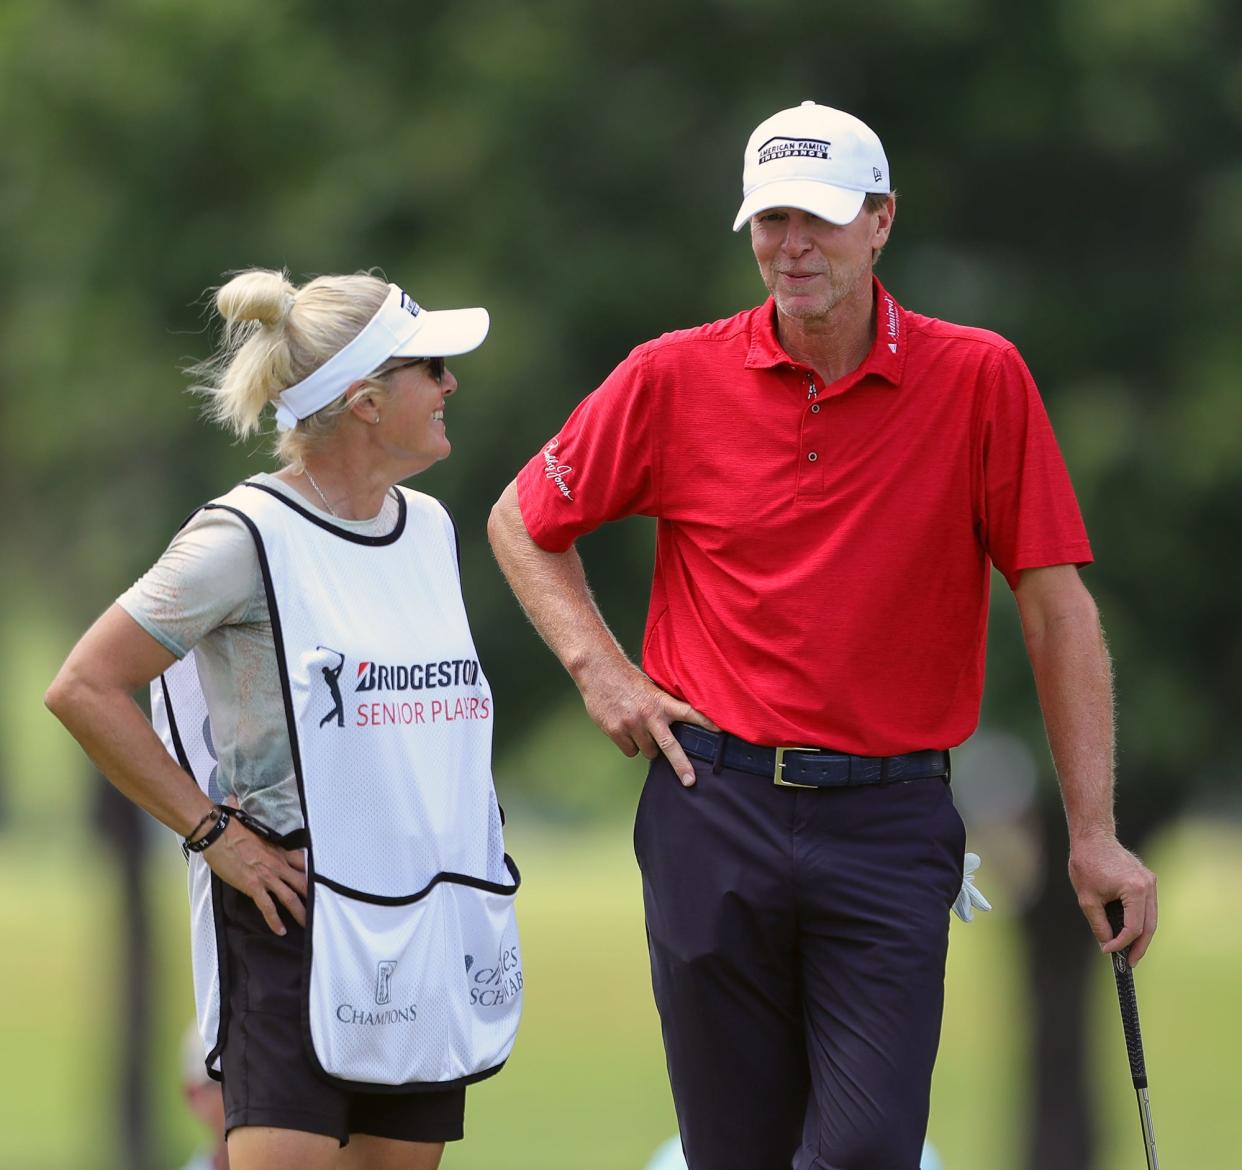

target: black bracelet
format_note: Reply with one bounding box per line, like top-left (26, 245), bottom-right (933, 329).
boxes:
top-left (183, 806), bottom-right (230, 860)
top-left (231, 806), bottom-right (283, 844)
top-left (185, 806), bottom-right (218, 841)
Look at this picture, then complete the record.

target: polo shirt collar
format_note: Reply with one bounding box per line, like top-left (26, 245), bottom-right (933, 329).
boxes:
top-left (745, 276), bottom-right (907, 388)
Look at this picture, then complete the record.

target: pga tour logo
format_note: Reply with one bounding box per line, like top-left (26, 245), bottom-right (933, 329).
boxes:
top-left (376, 960), bottom-right (398, 1005)
top-left (334, 960), bottom-right (416, 1026)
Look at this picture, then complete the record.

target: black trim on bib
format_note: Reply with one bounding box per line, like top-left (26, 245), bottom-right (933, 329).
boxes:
top-left (202, 503), bottom-right (315, 853)
top-left (206, 872), bottom-right (230, 1081)
top-left (240, 481), bottom-right (407, 545)
top-left (314, 854), bottom-right (521, 906)
top-left (312, 1057), bottom-right (512, 1095)
top-left (159, 675), bottom-right (192, 776)
top-left (200, 502), bottom-right (324, 1086)
top-left (442, 501), bottom-right (463, 577)
top-left (159, 672), bottom-right (227, 1080)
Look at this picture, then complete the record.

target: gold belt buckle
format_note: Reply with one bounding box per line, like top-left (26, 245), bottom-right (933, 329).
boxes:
top-left (773, 745), bottom-right (822, 789)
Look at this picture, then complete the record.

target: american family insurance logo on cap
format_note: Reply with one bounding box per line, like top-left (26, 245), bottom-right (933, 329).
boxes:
top-left (757, 137), bottom-right (833, 164)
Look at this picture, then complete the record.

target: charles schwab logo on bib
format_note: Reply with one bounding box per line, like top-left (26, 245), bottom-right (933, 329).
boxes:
top-left (466, 944), bottom-right (523, 1008)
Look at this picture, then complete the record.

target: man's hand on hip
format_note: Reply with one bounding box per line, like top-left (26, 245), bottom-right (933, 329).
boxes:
top-left (580, 661), bottom-right (717, 788)
top-left (1068, 831), bottom-right (1158, 965)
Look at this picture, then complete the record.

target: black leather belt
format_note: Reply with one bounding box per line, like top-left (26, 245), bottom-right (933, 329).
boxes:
top-left (672, 723), bottom-right (949, 789)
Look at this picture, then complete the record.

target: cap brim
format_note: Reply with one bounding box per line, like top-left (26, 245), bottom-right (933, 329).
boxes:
top-left (391, 307), bottom-right (491, 357)
top-left (732, 182), bottom-right (867, 231)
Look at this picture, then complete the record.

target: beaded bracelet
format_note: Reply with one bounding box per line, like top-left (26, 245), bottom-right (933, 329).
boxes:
top-left (182, 805), bottom-right (230, 860)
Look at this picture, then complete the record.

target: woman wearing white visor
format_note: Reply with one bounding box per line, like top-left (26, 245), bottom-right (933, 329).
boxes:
top-left (46, 270), bottom-right (523, 1170)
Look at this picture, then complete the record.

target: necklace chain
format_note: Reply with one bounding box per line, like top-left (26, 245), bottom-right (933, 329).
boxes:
top-left (303, 467), bottom-right (337, 517)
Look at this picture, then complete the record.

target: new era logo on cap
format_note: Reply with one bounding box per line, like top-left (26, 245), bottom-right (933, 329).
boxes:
top-left (733, 100), bottom-right (890, 231)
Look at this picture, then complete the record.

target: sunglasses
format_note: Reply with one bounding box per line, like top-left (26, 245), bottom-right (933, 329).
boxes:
top-left (379, 356), bottom-right (446, 383)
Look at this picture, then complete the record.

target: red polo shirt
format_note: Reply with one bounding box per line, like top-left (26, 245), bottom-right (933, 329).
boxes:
top-left (515, 279), bottom-right (1092, 755)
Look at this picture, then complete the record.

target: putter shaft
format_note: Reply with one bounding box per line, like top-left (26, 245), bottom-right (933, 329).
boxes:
top-left (1136, 1086), bottom-right (1159, 1170)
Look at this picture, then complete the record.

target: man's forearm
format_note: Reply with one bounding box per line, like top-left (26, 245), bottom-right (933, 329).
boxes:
top-left (486, 480), bottom-right (713, 783)
top-left (486, 480), bottom-right (630, 683)
top-left (1016, 567), bottom-right (1117, 840)
top-left (1015, 564), bottom-right (1157, 961)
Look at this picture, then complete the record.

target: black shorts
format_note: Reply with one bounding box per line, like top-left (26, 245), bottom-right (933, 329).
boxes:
top-left (217, 883), bottom-right (466, 1146)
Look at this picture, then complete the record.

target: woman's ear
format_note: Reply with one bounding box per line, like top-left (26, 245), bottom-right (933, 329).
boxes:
top-left (346, 381), bottom-right (377, 423)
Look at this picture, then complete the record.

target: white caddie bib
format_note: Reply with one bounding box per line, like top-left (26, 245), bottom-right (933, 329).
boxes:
top-left (153, 481), bottom-right (522, 1089)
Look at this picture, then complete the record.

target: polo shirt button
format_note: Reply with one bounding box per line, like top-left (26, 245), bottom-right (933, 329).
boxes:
top-left (807, 452), bottom-right (818, 462)
top-left (811, 403), bottom-right (821, 413)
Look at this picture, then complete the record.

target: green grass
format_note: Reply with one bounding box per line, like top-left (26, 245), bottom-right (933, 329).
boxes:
top-left (0, 817), bottom-right (1237, 1169)
top-left (458, 822), bottom-right (676, 1169)
top-left (0, 837), bottom-right (119, 1167)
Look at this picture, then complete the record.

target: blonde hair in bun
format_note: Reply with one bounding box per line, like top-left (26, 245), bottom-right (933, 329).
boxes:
top-left (190, 268), bottom-right (391, 467)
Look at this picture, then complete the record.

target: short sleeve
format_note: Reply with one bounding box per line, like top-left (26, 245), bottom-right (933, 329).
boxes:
top-left (116, 508), bottom-right (265, 657)
top-left (979, 344), bottom-right (1094, 590)
top-left (515, 347), bottom-right (658, 551)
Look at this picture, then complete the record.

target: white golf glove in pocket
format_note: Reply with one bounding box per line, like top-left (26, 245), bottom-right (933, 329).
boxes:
top-left (952, 851), bottom-right (992, 922)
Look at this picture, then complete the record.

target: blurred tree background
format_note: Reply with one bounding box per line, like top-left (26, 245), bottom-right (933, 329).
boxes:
top-left (1, 0), bottom-right (1239, 1168)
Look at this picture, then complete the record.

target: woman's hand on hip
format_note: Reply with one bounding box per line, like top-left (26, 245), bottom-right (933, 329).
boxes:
top-left (203, 813), bottom-right (308, 935)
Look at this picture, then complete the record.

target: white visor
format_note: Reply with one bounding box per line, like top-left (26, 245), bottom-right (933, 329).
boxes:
top-left (274, 284), bottom-right (489, 431)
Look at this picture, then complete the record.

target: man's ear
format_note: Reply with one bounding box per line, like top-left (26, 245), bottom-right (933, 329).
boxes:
top-left (874, 195), bottom-right (896, 247)
top-left (872, 195), bottom-right (896, 248)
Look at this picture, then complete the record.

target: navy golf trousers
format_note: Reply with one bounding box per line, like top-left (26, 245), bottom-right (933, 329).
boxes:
top-left (634, 748), bottom-right (965, 1170)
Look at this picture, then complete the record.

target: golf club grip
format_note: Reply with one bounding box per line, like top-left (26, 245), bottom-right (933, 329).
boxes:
top-left (1105, 900), bottom-right (1148, 1089)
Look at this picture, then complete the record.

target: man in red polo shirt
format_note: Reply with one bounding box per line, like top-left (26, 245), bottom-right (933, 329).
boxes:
top-left (488, 100), bottom-right (1157, 1170)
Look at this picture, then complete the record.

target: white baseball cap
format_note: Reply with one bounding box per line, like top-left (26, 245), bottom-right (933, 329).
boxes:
top-left (273, 283), bottom-right (489, 431)
top-left (732, 100), bottom-right (890, 231)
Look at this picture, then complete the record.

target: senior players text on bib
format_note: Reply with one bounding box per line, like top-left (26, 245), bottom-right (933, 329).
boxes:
top-left (154, 481), bottom-right (522, 1090)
